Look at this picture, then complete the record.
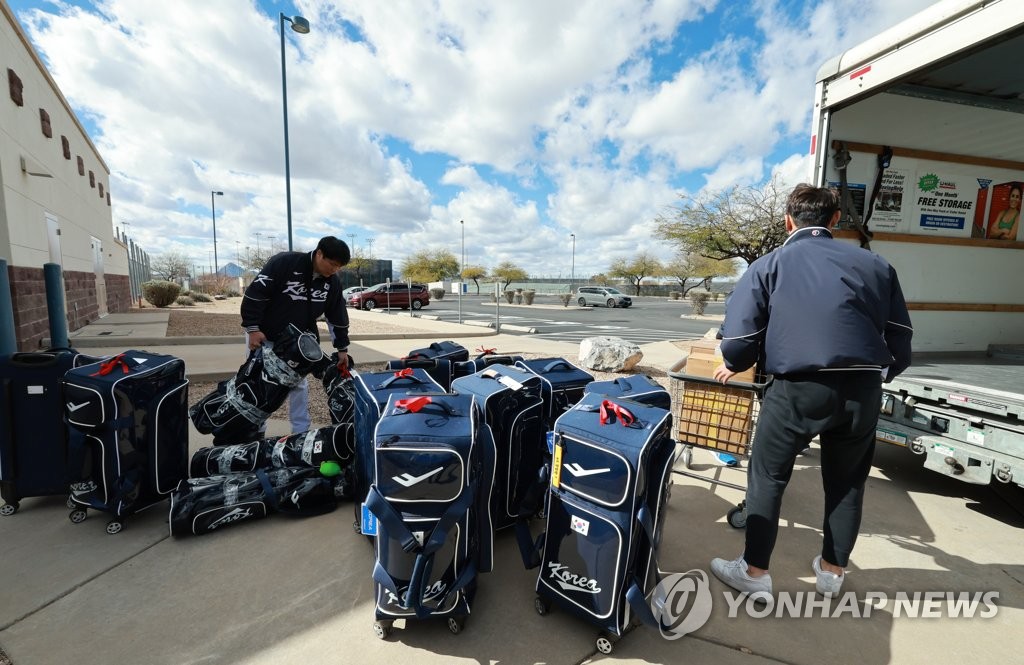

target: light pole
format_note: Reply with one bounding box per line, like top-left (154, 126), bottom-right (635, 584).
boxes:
top-left (279, 12), bottom-right (310, 251)
top-left (210, 191), bottom-right (223, 275)
top-left (267, 235), bottom-right (277, 254)
top-left (570, 233), bottom-right (576, 294)
top-left (458, 219), bottom-right (465, 323)
top-left (255, 231), bottom-right (262, 257)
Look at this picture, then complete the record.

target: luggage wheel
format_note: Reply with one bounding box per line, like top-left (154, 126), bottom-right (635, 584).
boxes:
top-left (595, 632), bottom-right (618, 655)
top-left (372, 620), bottom-right (392, 640)
top-left (447, 616), bottom-right (466, 635)
top-left (534, 596), bottom-right (551, 616)
top-left (0, 502), bottom-right (18, 516)
top-left (106, 519), bottom-right (125, 535)
top-left (727, 502), bottom-right (747, 529)
top-left (66, 496), bottom-right (77, 510)
top-left (69, 508), bottom-right (88, 524)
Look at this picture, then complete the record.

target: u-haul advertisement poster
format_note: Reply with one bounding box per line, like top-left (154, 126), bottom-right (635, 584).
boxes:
top-left (912, 172), bottom-right (975, 237)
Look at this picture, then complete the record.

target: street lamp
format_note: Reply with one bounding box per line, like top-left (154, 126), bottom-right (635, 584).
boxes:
top-left (570, 233), bottom-right (576, 294)
top-left (279, 12), bottom-right (310, 252)
top-left (267, 235), bottom-right (277, 254)
top-left (459, 219), bottom-right (465, 323)
top-left (210, 191), bottom-right (223, 274)
top-left (255, 231), bottom-right (262, 256)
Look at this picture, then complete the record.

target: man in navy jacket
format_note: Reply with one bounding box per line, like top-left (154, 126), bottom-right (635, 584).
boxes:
top-left (710, 184), bottom-right (912, 601)
top-left (241, 236), bottom-right (351, 433)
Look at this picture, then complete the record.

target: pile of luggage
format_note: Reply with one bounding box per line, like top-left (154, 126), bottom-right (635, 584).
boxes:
top-left (0, 337), bottom-right (679, 654)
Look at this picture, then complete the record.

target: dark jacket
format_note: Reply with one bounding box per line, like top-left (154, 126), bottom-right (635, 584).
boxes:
top-left (720, 227), bottom-right (912, 381)
top-left (240, 251), bottom-right (350, 350)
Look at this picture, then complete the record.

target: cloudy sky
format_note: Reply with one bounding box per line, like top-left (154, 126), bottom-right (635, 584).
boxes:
top-left (10, 0), bottom-right (937, 278)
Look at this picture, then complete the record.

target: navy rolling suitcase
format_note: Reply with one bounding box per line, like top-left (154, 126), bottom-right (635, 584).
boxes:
top-left (0, 349), bottom-right (95, 515)
top-left (453, 350), bottom-right (524, 381)
top-left (451, 365), bottom-right (547, 534)
top-left (534, 395), bottom-right (676, 654)
top-left (514, 357), bottom-right (594, 428)
top-left (584, 375), bottom-right (671, 410)
top-left (62, 351), bottom-right (190, 534)
top-left (363, 393), bottom-right (495, 638)
top-left (351, 368), bottom-right (445, 532)
top-left (405, 341), bottom-right (469, 363)
top-left (384, 357), bottom-right (453, 391)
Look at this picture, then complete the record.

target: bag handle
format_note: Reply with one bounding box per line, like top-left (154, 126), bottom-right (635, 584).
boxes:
top-left (377, 368), bottom-right (426, 389)
top-left (541, 360), bottom-right (572, 373)
top-left (90, 353), bottom-right (130, 376)
top-left (599, 399), bottom-right (635, 427)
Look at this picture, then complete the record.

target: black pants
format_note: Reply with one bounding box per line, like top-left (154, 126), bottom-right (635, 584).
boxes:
top-left (743, 372), bottom-right (881, 570)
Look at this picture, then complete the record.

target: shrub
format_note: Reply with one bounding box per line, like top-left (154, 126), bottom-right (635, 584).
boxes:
top-left (225, 290), bottom-right (241, 298)
top-left (176, 296), bottom-right (195, 307)
top-left (504, 290), bottom-right (515, 304)
top-left (523, 289), bottom-right (536, 305)
top-left (142, 280), bottom-right (181, 308)
top-left (559, 293), bottom-right (572, 307)
top-left (669, 291), bottom-right (681, 300)
top-left (429, 287), bottom-right (445, 300)
top-left (689, 290), bottom-right (710, 316)
top-left (191, 292), bottom-right (213, 303)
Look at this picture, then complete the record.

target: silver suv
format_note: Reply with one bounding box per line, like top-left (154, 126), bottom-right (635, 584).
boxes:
top-left (576, 286), bottom-right (632, 308)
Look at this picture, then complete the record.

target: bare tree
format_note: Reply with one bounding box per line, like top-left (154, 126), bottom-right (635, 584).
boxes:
top-left (150, 251), bottom-right (191, 283)
top-left (655, 174), bottom-right (789, 265)
top-left (609, 252), bottom-right (664, 296)
top-left (664, 253), bottom-right (738, 296)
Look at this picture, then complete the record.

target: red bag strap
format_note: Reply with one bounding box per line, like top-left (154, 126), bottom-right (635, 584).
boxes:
top-left (599, 399), bottom-right (635, 427)
top-left (394, 396), bottom-right (432, 413)
top-left (91, 353), bottom-right (130, 377)
top-left (393, 368), bottom-right (414, 378)
top-left (475, 346), bottom-right (496, 355)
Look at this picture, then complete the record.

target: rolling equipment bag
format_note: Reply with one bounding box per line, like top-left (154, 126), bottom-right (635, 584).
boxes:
top-left (584, 375), bottom-right (671, 410)
top-left (534, 394), bottom-right (675, 655)
top-left (0, 349), bottom-right (94, 515)
top-left (514, 357), bottom-right (594, 429)
top-left (363, 393), bottom-right (495, 638)
top-left (321, 353), bottom-right (356, 425)
top-left (405, 341), bottom-right (469, 363)
top-left (189, 424), bottom-right (355, 478)
top-left (451, 365), bottom-right (547, 534)
top-left (351, 368), bottom-right (445, 531)
top-left (62, 351), bottom-right (189, 534)
top-left (385, 357), bottom-right (453, 391)
top-left (453, 349), bottom-right (524, 381)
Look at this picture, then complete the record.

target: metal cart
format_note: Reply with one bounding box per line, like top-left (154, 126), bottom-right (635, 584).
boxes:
top-left (669, 371), bottom-right (766, 528)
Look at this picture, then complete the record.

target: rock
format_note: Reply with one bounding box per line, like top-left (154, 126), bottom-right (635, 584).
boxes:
top-left (578, 336), bottom-right (643, 372)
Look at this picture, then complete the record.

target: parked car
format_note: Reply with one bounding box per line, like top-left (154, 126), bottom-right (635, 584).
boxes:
top-left (348, 283), bottom-right (430, 310)
top-left (342, 286), bottom-right (368, 300)
top-left (576, 286), bottom-right (632, 308)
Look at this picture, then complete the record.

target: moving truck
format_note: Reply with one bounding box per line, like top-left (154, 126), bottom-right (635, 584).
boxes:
top-left (810, 0), bottom-right (1024, 488)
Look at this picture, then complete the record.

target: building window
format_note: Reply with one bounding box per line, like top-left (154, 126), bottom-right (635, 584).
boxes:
top-left (61, 135), bottom-right (71, 159)
top-left (7, 68), bottom-right (23, 106)
top-left (89, 170), bottom-right (95, 187)
top-left (98, 183), bottom-right (104, 198)
top-left (106, 192), bottom-right (111, 206)
top-left (39, 108), bottom-right (52, 138)
top-left (77, 155), bottom-right (84, 175)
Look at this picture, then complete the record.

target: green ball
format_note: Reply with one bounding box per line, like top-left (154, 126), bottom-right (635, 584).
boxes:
top-left (319, 461), bottom-right (342, 477)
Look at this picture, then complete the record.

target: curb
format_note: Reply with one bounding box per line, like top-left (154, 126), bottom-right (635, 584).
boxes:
top-left (498, 324), bottom-right (538, 333)
top-left (57, 329), bottom-right (500, 348)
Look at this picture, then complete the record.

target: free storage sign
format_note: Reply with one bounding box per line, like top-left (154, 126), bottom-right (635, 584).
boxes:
top-left (914, 172), bottom-right (975, 237)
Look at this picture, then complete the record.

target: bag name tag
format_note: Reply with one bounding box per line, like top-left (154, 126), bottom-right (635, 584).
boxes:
top-left (27, 385), bottom-right (45, 395)
top-left (361, 503), bottom-right (378, 536)
top-left (551, 444), bottom-right (563, 489)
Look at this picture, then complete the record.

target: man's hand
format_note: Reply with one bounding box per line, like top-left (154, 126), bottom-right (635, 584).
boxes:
top-left (336, 351), bottom-right (350, 378)
top-left (713, 363), bottom-right (736, 384)
top-left (247, 330), bottom-right (266, 351)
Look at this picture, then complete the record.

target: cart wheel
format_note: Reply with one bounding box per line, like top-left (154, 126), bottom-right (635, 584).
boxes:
top-left (0, 502), bottom-right (18, 516)
top-left (69, 508), bottom-right (88, 524)
top-left (534, 596), bottom-right (551, 616)
top-left (447, 616), bottom-right (466, 635)
top-left (596, 634), bottom-right (615, 655)
top-left (727, 505), bottom-right (747, 529)
top-left (105, 519), bottom-right (124, 535)
top-left (352, 520), bottom-right (362, 534)
top-left (372, 621), bottom-right (392, 639)
top-left (66, 496), bottom-right (77, 509)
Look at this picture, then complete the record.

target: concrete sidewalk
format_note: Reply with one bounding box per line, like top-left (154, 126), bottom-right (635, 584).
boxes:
top-left (1, 310), bottom-right (1022, 665)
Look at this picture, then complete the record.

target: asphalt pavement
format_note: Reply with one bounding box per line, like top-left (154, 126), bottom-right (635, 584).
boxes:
top-left (1, 309), bottom-right (1022, 665)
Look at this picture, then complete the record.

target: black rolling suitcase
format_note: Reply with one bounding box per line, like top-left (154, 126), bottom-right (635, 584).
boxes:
top-left (384, 357), bottom-right (453, 391)
top-left (62, 351), bottom-right (189, 534)
top-left (584, 375), bottom-right (671, 410)
top-left (405, 341), bottom-right (469, 363)
top-left (514, 357), bottom-right (594, 428)
top-left (0, 349), bottom-right (95, 515)
top-left (534, 395), bottom-right (676, 655)
top-left (451, 365), bottom-right (547, 537)
top-left (453, 349), bottom-right (524, 381)
top-left (351, 368), bottom-right (445, 534)
top-left (363, 393), bottom-right (495, 638)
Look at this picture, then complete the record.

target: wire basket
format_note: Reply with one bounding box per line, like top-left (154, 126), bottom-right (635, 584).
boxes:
top-left (670, 374), bottom-right (762, 458)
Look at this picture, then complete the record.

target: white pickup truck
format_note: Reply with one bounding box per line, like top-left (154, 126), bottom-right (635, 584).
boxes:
top-left (810, 0), bottom-right (1024, 488)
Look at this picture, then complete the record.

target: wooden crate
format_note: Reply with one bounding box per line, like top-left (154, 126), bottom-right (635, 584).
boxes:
top-left (673, 379), bottom-right (757, 457)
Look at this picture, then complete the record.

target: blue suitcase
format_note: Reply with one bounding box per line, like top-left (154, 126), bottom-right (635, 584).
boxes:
top-left (406, 341), bottom-right (469, 363)
top-left (0, 349), bottom-right (95, 515)
top-left (535, 395), bottom-right (675, 653)
top-left (514, 358), bottom-right (594, 428)
top-left (62, 351), bottom-right (190, 534)
top-left (451, 365), bottom-right (547, 532)
top-left (385, 357), bottom-right (453, 391)
top-left (453, 350), bottom-right (524, 381)
top-left (351, 368), bottom-right (444, 532)
top-left (364, 393), bottom-right (495, 638)
top-left (584, 375), bottom-right (671, 410)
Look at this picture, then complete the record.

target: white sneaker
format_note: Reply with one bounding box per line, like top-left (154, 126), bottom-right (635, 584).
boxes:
top-left (710, 556), bottom-right (772, 603)
top-left (812, 555), bottom-right (844, 597)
